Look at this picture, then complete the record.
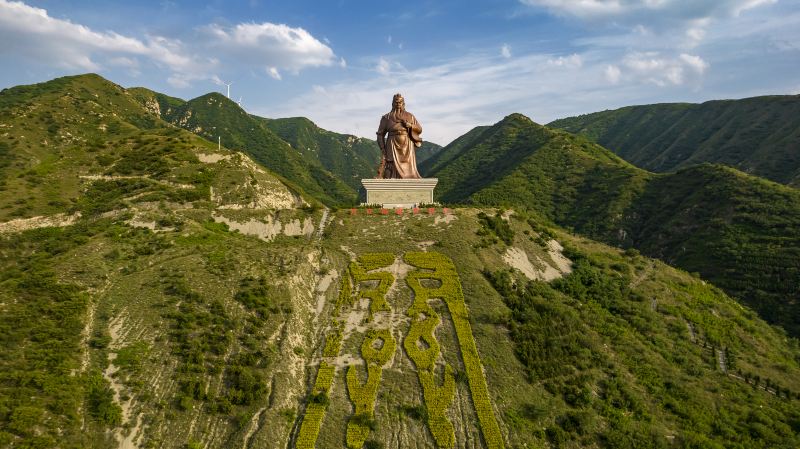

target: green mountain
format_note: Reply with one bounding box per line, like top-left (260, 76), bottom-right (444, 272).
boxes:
top-left (133, 90), bottom-right (357, 206)
top-left (548, 96), bottom-right (800, 187)
top-left (415, 140), bottom-right (443, 164)
top-left (261, 116), bottom-right (380, 189)
top-left (426, 113), bottom-right (800, 338)
top-left (2, 74), bottom-right (800, 449)
top-left (419, 125), bottom-right (490, 176)
top-left (0, 74), bottom-right (305, 223)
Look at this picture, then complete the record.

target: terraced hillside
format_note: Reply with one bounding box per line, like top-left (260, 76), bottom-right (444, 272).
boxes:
top-left (2, 74), bottom-right (800, 449)
top-left (424, 114), bottom-right (800, 338)
top-left (548, 96), bottom-right (800, 187)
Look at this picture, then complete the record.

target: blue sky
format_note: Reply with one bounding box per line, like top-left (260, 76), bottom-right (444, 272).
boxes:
top-left (1, 0), bottom-right (798, 144)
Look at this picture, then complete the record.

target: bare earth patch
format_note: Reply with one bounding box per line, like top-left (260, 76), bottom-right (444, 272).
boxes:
top-left (197, 153), bottom-right (231, 163)
top-left (547, 240), bottom-right (573, 275)
top-left (0, 212), bottom-right (81, 233)
top-left (502, 242), bottom-right (572, 282)
top-left (211, 213), bottom-right (282, 241)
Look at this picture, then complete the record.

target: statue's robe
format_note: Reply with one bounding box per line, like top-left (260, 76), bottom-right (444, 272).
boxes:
top-left (377, 110), bottom-right (421, 179)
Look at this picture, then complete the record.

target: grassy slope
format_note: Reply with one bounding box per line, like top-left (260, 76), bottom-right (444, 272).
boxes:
top-left (623, 164), bottom-right (800, 336)
top-left (3, 199), bottom-right (800, 448)
top-left (322, 209), bottom-right (800, 449)
top-left (548, 96), bottom-right (800, 187)
top-left (0, 73), bottom-right (320, 448)
top-left (426, 114), bottom-right (800, 338)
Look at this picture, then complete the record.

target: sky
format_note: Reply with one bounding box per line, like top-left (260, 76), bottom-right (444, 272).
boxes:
top-left (1, 0), bottom-right (798, 145)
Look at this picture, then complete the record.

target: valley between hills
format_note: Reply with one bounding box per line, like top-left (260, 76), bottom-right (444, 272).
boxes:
top-left (1, 74), bottom-right (799, 449)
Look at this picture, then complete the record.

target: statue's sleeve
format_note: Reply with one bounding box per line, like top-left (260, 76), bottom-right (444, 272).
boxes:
top-left (411, 114), bottom-right (421, 133)
top-left (377, 115), bottom-right (388, 135)
top-left (376, 116), bottom-right (388, 152)
top-left (408, 113), bottom-right (422, 145)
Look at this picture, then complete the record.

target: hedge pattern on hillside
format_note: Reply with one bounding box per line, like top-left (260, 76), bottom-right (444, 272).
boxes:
top-left (349, 253), bottom-right (395, 318)
top-left (401, 254), bottom-right (456, 447)
top-left (346, 329), bottom-right (397, 448)
top-left (296, 316), bottom-right (349, 448)
top-left (295, 361), bottom-right (336, 449)
top-left (323, 322), bottom-right (344, 358)
top-left (404, 251), bottom-right (505, 449)
top-left (342, 254), bottom-right (397, 447)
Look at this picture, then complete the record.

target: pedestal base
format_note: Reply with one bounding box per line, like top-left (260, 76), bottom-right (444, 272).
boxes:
top-left (361, 178), bottom-right (438, 208)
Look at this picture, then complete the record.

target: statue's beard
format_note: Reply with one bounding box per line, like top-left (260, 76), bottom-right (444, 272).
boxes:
top-left (392, 103), bottom-right (405, 113)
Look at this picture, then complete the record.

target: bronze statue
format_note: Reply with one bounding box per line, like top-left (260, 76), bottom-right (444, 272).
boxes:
top-left (376, 93), bottom-right (422, 179)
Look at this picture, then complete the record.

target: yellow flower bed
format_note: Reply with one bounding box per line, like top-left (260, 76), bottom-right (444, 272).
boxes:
top-left (350, 259), bottom-right (394, 317)
top-left (346, 328), bottom-right (396, 448)
top-left (403, 254), bottom-right (456, 447)
top-left (296, 362), bottom-right (336, 449)
top-left (419, 366), bottom-right (456, 448)
top-left (334, 272), bottom-right (352, 316)
top-left (323, 323), bottom-right (344, 358)
top-left (404, 252), bottom-right (505, 449)
top-left (335, 253), bottom-right (396, 318)
top-left (361, 328), bottom-right (397, 365)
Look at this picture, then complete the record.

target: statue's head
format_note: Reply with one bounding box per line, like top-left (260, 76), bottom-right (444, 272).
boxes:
top-left (392, 93), bottom-right (405, 111)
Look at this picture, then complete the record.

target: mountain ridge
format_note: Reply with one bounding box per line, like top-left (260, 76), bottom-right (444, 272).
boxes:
top-left (548, 95), bottom-right (800, 187)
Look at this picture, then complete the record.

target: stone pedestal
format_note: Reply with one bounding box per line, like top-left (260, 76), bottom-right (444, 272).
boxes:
top-left (361, 178), bottom-right (438, 208)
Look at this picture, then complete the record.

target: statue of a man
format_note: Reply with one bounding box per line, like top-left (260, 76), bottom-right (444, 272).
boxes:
top-left (376, 93), bottom-right (422, 179)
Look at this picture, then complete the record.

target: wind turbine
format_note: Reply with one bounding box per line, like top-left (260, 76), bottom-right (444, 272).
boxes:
top-left (222, 81), bottom-right (232, 99)
top-left (237, 96), bottom-right (243, 109)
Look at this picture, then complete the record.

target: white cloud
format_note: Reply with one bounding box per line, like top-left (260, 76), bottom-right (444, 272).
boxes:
top-left (679, 53), bottom-right (709, 73)
top-left (255, 43), bottom-right (724, 144)
top-left (0, 0), bottom-right (201, 72)
top-left (268, 67), bottom-right (282, 80)
top-left (376, 57), bottom-right (391, 75)
top-left (256, 50), bottom-right (635, 143)
top-left (547, 53), bottom-right (582, 68)
top-left (520, 0), bottom-right (777, 49)
top-left (520, 0), bottom-right (776, 22)
top-left (619, 51), bottom-right (708, 86)
top-left (202, 22), bottom-right (335, 73)
top-left (0, 1), bottom-right (338, 88)
top-left (374, 57), bottom-right (406, 76)
top-left (605, 64), bottom-right (621, 83)
top-left (501, 44), bottom-right (512, 58)
top-left (686, 26), bottom-right (706, 43)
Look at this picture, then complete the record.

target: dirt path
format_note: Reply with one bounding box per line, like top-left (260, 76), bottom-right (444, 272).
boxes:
top-left (717, 348), bottom-right (728, 373)
top-left (630, 260), bottom-right (654, 289)
top-left (685, 320), bottom-right (697, 343)
top-left (79, 174), bottom-right (194, 190)
top-left (315, 208), bottom-right (330, 240)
